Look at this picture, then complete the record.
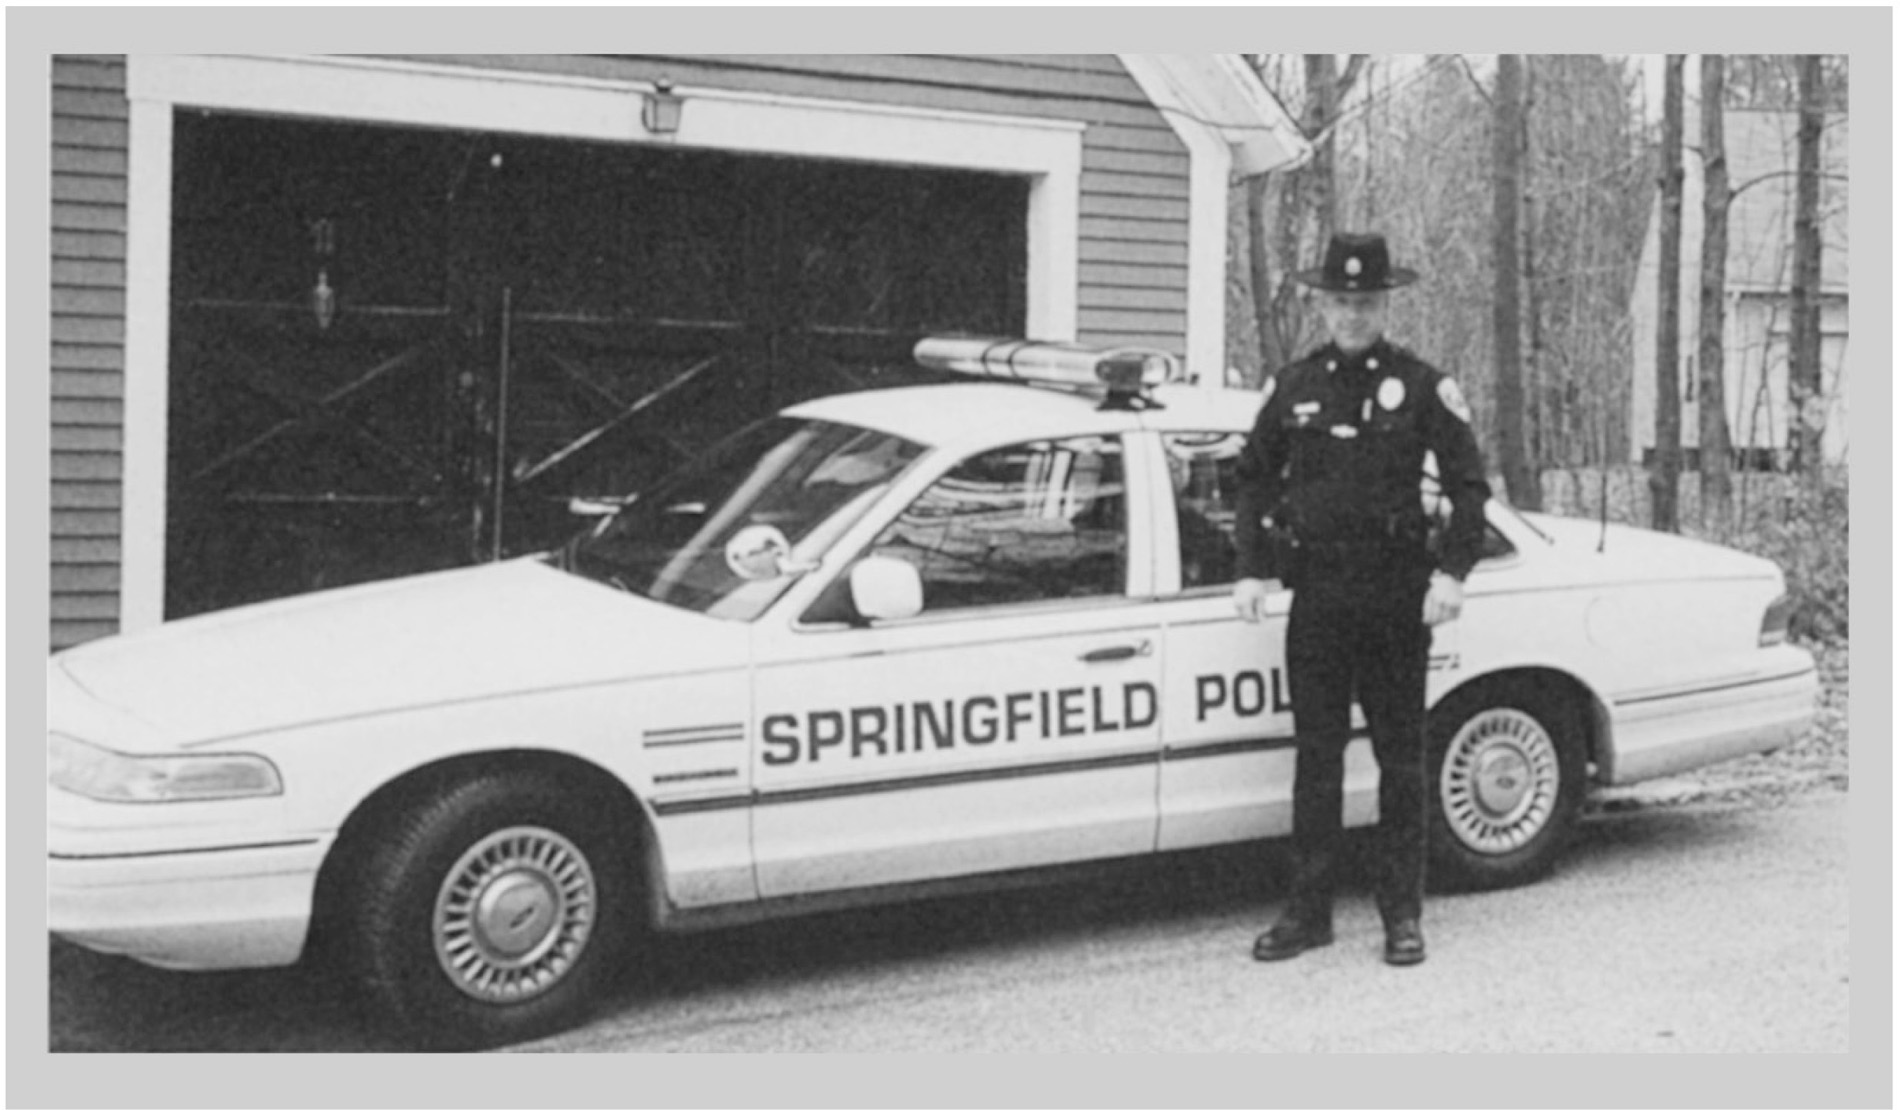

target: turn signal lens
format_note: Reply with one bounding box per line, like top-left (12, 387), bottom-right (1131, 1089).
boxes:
top-left (49, 732), bottom-right (283, 803)
top-left (1759, 593), bottom-right (1794, 647)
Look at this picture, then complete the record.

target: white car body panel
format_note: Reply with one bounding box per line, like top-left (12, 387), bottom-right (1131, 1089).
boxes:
top-left (46, 380), bottom-right (1819, 973)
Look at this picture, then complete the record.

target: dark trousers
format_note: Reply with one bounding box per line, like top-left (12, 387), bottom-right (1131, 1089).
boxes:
top-left (1283, 570), bottom-right (1432, 925)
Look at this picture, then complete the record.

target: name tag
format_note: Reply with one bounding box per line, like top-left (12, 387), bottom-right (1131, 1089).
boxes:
top-left (1330, 424), bottom-right (1358, 439)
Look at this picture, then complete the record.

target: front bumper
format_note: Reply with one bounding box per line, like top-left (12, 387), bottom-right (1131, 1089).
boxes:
top-left (48, 836), bottom-right (333, 971)
top-left (1605, 648), bottom-right (1820, 785)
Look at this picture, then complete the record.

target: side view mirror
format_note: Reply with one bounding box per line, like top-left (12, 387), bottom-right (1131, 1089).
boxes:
top-left (848, 556), bottom-right (924, 622)
top-left (725, 523), bottom-right (820, 582)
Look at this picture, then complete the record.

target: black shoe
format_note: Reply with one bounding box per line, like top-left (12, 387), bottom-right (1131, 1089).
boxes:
top-left (1252, 914), bottom-right (1335, 962)
top-left (1383, 919), bottom-right (1426, 967)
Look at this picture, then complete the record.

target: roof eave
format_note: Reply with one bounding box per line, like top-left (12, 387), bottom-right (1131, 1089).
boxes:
top-left (1121, 53), bottom-right (1312, 177)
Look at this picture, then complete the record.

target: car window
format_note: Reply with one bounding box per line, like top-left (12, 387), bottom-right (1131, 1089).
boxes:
top-left (1162, 433), bottom-right (1246, 589)
top-left (865, 435), bottom-right (1127, 612)
top-left (1159, 431), bottom-right (1515, 590)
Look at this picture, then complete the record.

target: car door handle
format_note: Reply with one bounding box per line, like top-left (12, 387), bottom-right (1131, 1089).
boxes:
top-left (1080, 640), bottom-right (1151, 663)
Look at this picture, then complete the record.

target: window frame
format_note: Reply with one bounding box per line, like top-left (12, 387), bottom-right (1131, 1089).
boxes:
top-left (793, 431), bottom-right (1155, 629)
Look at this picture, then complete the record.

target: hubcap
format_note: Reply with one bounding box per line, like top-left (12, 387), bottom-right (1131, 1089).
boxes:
top-left (1440, 708), bottom-right (1561, 855)
top-left (433, 826), bottom-right (596, 1004)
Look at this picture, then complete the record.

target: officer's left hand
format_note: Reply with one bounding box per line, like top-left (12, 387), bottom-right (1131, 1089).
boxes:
top-left (1422, 572), bottom-right (1464, 627)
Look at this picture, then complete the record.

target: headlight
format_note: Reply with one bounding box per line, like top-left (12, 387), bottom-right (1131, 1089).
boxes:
top-left (49, 732), bottom-right (283, 803)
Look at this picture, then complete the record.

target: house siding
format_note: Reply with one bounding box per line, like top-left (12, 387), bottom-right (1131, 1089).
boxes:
top-left (50, 53), bottom-right (1195, 648)
top-left (52, 54), bottom-right (129, 650)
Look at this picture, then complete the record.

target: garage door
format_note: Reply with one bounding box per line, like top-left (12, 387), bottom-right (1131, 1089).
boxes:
top-left (165, 112), bottom-right (1027, 618)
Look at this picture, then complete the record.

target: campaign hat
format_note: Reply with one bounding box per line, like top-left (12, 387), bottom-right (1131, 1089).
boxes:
top-left (1292, 232), bottom-right (1419, 291)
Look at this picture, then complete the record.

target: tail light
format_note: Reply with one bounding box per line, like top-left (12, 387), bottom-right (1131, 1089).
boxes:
top-left (1759, 593), bottom-right (1793, 647)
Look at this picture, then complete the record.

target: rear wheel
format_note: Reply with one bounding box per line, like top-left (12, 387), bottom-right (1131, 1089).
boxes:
top-left (338, 767), bottom-right (636, 1049)
top-left (1428, 684), bottom-right (1586, 891)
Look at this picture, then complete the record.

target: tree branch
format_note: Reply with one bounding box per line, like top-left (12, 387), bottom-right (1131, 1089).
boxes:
top-left (1334, 53), bottom-right (1369, 100)
top-left (1728, 168), bottom-right (1849, 202)
top-left (1457, 54), bottom-right (1494, 107)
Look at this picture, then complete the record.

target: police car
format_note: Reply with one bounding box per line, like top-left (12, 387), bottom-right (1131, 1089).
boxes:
top-left (48, 338), bottom-right (1818, 1048)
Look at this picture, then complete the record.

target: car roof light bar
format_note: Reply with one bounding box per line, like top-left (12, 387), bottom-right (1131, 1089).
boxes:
top-left (912, 337), bottom-right (1181, 410)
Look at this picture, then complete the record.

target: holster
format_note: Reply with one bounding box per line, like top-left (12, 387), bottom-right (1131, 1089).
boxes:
top-left (1263, 522), bottom-right (1302, 588)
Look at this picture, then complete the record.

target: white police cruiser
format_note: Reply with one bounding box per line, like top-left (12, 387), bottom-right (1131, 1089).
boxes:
top-left (48, 338), bottom-right (1818, 1047)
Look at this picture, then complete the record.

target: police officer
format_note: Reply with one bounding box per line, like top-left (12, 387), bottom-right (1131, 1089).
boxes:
top-left (1233, 233), bottom-right (1491, 968)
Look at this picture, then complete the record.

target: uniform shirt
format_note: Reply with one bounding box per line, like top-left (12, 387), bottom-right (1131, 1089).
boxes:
top-left (1235, 338), bottom-right (1491, 582)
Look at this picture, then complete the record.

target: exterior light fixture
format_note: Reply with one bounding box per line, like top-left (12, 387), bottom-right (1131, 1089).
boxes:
top-left (642, 78), bottom-right (684, 136)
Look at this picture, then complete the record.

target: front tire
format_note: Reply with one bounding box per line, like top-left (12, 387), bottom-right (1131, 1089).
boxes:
top-left (340, 767), bottom-right (636, 1049)
top-left (1427, 684), bottom-right (1586, 891)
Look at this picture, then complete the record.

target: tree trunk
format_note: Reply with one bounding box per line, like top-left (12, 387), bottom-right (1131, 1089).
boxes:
top-left (1303, 54), bottom-right (1341, 242)
top-left (1649, 55), bottom-right (1686, 533)
top-left (1697, 54), bottom-right (1734, 525)
top-left (1789, 54), bottom-right (1826, 473)
top-left (1491, 54), bottom-right (1539, 509)
top-left (1246, 173), bottom-right (1282, 385)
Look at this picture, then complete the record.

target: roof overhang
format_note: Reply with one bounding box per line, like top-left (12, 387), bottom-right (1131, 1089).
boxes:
top-left (1118, 54), bottom-right (1311, 177)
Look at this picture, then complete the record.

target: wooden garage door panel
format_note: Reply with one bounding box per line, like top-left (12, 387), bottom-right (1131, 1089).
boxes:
top-left (167, 114), bottom-right (1025, 616)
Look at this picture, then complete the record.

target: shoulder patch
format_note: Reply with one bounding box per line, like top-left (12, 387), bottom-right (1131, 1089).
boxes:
top-left (1437, 377), bottom-right (1472, 423)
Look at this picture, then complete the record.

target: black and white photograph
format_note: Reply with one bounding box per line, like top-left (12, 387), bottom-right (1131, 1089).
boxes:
top-left (14, 11), bottom-right (1887, 1105)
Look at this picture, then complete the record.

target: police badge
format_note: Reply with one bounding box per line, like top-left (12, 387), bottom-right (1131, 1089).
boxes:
top-left (1437, 377), bottom-right (1472, 423)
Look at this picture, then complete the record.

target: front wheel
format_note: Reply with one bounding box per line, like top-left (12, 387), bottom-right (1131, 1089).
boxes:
top-left (1427, 685), bottom-right (1586, 891)
top-left (338, 767), bottom-right (637, 1049)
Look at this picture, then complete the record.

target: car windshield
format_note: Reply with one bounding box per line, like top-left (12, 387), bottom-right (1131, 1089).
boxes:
top-left (560, 417), bottom-right (927, 620)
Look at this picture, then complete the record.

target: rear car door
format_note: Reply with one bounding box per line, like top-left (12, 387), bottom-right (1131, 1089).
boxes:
top-left (749, 433), bottom-right (1163, 898)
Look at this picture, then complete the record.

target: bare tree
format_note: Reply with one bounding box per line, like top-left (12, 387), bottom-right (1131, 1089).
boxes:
top-left (1788, 54), bottom-right (1825, 473)
top-left (1243, 54), bottom-right (1368, 384)
top-left (1491, 54), bottom-right (1539, 509)
top-left (1697, 54), bottom-right (1735, 524)
top-left (1650, 55), bottom-right (1686, 532)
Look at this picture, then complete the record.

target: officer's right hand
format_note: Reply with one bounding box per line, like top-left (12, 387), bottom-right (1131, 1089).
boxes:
top-left (1233, 577), bottom-right (1272, 623)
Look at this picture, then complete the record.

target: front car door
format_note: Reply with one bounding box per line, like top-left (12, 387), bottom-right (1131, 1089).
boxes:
top-left (1148, 430), bottom-right (1382, 851)
top-left (749, 433), bottom-right (1163, 898)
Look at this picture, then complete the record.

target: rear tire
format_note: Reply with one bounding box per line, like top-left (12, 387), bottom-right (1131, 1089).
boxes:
top-left (1427, 683), bottom-right (1586, 891)
top-left (338, 767), bottom-right (636, 1049)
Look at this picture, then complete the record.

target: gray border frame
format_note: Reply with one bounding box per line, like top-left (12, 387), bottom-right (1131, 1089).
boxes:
top-left (10, 8), bottom-right (1889, 1107)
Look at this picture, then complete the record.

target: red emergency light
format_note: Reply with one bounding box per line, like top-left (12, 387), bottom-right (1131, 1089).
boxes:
top-left (912, 337), bottom-right (1181, 409)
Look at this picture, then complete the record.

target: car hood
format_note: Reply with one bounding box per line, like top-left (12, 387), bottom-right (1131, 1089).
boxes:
top-left (1515, 513), bottom-right (1781, 585)
top-left (51, 559), bottom-right (748, 748)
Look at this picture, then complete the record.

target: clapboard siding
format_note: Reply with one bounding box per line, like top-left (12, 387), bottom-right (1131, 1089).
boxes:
top-left (53, 117), bottom-right (127, 149)
top-left (1083, 239), bottom-right (1192, 267)
top-left (54, 619), bottom-right (121, 645)
top-left (54, 537), bottom-right (123, 564)
top-left (1081, 262), bottom-right (1190, 288)
top-left (53, 147), bottom-right (129, 176)
top-left (52, 482), bottom-right (122, 510)
top-left (53, 259), bottom-right (127, 287)
top-left (53, 87), bottom-right (129, 121)
top-left (51, 55), bottom-right (125, 89)
top-left (52, 54), bottom-right (128, 650)
top-left (53, 230), bottom-right (127, 261)
top-left (52, 314), bottom-right (125, 345)
top-left (54, 510), bottom-right (124, 536)
top-left (52, 398), bottom-right (125, 426)
top-left (56, 593), bottom-right (121, 618)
